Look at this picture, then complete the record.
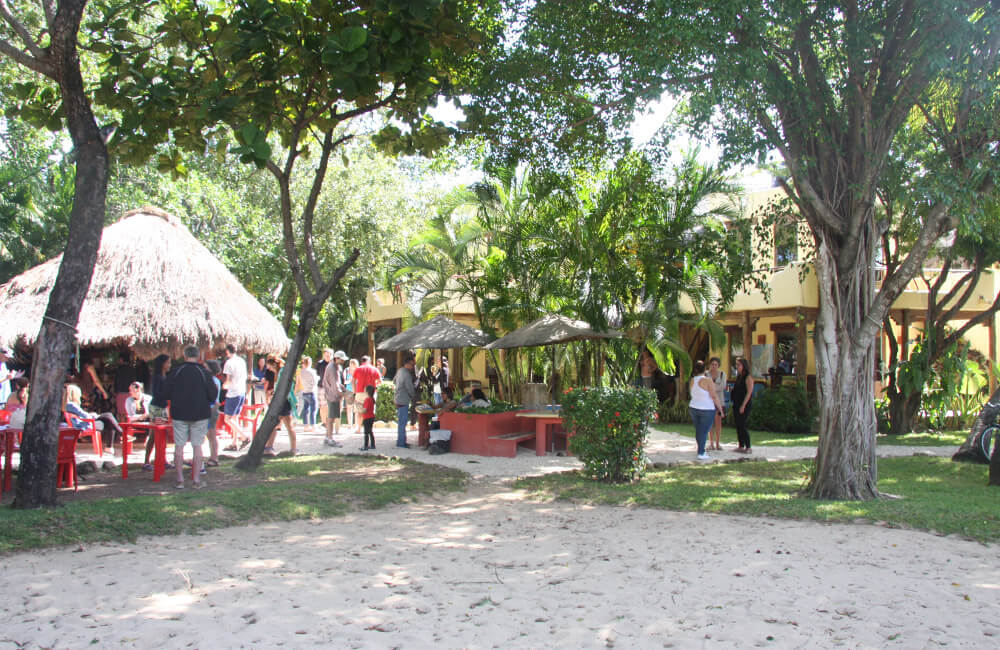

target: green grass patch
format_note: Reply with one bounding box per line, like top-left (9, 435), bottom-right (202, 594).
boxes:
top-left (0, 455), bottom-right (467, 554)
top-left (514, 456), bottom-right (1000, 543)
top-left (654, 423), bottom-right (964, 448)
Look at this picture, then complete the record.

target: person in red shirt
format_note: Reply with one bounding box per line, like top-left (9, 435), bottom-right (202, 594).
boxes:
top-left (351, 355), bottom-right (381, 419)
top-left (360, 384), bottom-right (376, 451)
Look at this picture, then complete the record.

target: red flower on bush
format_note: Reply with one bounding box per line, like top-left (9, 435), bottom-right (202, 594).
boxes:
top-left (614, 411), bottom-right (620, 417)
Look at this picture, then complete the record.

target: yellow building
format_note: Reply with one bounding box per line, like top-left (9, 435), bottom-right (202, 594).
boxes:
top-left (710, 189), bottom-right (999, 391)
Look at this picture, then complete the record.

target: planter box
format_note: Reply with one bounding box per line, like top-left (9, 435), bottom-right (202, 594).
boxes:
top-left (438, 410), bottom-right (528, 456)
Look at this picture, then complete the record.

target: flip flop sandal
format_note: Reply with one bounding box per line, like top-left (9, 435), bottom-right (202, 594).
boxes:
top-left (205, 459), bottom-right (220, 467)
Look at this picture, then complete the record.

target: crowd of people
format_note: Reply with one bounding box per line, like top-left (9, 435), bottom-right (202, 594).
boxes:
top-left (687, 355), bottom-right (755, 460)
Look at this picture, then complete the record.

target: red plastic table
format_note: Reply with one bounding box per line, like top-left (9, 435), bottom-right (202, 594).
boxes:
top-left (127, 421), bottom-right (173, 482)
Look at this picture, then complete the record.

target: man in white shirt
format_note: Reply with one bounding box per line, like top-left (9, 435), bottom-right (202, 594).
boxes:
top-left (0, 346), bottom-right (23, 405)
top-left (222, 344), bottom-right (249, 448)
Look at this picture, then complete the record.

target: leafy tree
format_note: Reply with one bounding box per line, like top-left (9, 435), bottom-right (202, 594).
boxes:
top-left (0, 115), bottom-right (75, 282)
top-left (98, 0), bottom-right (503, 468)
top-left (464, 1), bottom-right (1000, 499)
top-left (1, 0), bottom-right (118, 508)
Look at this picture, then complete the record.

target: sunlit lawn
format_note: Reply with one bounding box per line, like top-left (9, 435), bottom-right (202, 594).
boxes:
top-left (653, 422), bottom-right (966, 448)
top-left (0, 455), bottom-right (468, 554)
top-left (515, 456), bottom-right (999, 543)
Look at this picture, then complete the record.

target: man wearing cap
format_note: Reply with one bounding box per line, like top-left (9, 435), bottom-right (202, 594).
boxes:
top-left (322, 350), bottom-right (346, 446)
top-left (0, 347), bottom-right (24, 405)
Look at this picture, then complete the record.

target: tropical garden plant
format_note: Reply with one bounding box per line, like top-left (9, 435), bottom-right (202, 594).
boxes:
top-left (563, 386), bottom-right (658, 483)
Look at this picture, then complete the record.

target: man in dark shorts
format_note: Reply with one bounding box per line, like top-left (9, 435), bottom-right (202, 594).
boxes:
top-left (322, 350), bottom-right (346, 447)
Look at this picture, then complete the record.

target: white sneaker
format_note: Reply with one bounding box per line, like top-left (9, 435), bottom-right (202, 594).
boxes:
top-left (697, 453), bottom-right (711, 460)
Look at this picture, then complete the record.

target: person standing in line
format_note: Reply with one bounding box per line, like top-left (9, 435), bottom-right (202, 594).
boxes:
top-left (264, 357), bottom-right (297, 455)
top-left (322, 351), bottom-right (346, 447)
top-left (0, 347), bottom-right (23, 405)
top-left (731, 357), bottom-right (755, 454)
top-left (707, 357), bottom-right (727, 451)
top-left (299, 356), bottom-right (319, 432)
top-left (143, 354), bottom-right (171, 471)
top-left (343, 358), bottom-right (358, 433)
top-left (221, 344), bottom-right (250, 449)
top-left (376, 358), bottom-right (387, 380)
top-left (439, 357), bottom-right (450, 390)
top-left (251, 356), bottom-right (268, 405)
top-left (316, 349), bottom-right (331, 427)
top-left (359, 384), bottom-right (376, 451)
top-left (430, 364), bottom-right (443, 406)
top-left (351, 355), bottom-right (382, 421)
top-left (689, 359), bottom-right (724, 461)
top-left (163, 345), bottom-right (217, 489)
top-left (393, 355), bottom-right (417, 448)
top-left (203, 359), bottom-right (222, 468)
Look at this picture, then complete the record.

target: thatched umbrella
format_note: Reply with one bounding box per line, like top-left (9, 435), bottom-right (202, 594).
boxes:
top-left (482, 314), bottom-right (622, 350)
top-left (378, 315), bottom-right (492, 351)
top-left (0, 207), bottom-right (290, 359)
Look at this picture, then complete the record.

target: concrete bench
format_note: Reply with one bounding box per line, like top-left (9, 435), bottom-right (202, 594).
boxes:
top-left (487, 432), bottom-right (536, 458)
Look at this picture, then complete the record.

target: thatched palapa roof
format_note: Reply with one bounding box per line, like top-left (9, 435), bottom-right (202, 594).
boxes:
top-left (482, 314), bottom-right (623, 350)
top-left (0, 207), bottom-right (290, 359)
top-left (378, 315), bottom-right (492, 351)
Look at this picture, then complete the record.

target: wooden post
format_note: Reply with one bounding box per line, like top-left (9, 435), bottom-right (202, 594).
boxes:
top-left (901, 309), bottom-right (911, 361)
top-left (990, 314), bottom-right (997, 394)
top-left (796, 307), bottom-right (808, 378)
top-left (742, 311), bottom-right (753, 365)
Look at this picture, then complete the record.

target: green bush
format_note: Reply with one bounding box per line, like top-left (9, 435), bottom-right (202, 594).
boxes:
top-left (563, 386), bottom-right (658, 483)
top-left (375, 380), bottom-right (397, 421)
top-left (747, 382), bottom-right (816, 433)
top-left (456, 400), bottom-right (521, 414)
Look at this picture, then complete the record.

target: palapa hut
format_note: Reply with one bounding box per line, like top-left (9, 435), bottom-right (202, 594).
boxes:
top-left (0, 207), bottom-right (289, 359)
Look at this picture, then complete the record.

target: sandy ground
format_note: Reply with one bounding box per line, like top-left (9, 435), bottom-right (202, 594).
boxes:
top-left (2, 424), bottom-right (996, 649)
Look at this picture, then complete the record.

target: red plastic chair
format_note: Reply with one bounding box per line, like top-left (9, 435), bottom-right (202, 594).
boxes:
top-left (239, 403), bottom-right (266, 437)
top-left (64, 411), bottom-right (104, 457)
top-left (0, 410), bottom-right (10, 425)
top-left (56, 428), bottom-right (80, 490)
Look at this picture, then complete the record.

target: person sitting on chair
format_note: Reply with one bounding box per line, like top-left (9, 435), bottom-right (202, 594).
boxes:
top-left (64, 383), bottom-right (124, 452)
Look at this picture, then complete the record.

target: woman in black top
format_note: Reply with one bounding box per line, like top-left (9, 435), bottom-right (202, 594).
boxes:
top-left (730, 357), bottom-right (755, 453)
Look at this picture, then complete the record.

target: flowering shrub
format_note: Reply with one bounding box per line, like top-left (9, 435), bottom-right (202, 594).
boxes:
top-left (563, 386), bottom-right (658, 483)
top-left (374, 380), bottom-right (397, 422)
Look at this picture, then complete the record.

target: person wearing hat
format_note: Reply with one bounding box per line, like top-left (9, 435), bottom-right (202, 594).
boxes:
top-left (322, 350), bottom-right (347, 446)
top-left (0, 346), bottom-right (24, 406)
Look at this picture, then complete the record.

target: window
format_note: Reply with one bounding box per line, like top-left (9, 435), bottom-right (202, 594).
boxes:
top-left (774, 219), bottom-right (797, 267)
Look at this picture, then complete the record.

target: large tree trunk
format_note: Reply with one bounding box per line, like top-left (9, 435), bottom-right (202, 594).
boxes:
top-left (236, 294), bottom-right (319, 471)
top-left (808, 241), bottom-right (879, 500)
top-left (236, 251), bottom-right (358, 471)
top-left (886, 387), bottom-right (922, 436)
top-left (14, 0), bottom-right (109, 509)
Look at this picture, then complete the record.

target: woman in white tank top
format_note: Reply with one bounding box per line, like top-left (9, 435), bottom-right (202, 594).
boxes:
top-left (689, 360), bottom-right (724, 460)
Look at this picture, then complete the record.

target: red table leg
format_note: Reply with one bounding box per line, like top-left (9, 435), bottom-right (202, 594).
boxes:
top-left (153, 425), bottom-right (167, 482)
top-left (121, 425), bottom-right (132, 480)
top-left (2, 431), bottom-right (11, 493)
top-left (535, 419), bottom-right (547, 456)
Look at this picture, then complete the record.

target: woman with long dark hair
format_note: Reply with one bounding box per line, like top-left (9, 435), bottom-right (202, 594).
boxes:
top-left (142, 354), bottom-right (172, 470)
top-left (731, 357), bottom-right (755, 453)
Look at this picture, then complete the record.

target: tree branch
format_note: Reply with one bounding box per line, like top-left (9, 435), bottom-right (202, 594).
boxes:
top-left (0, 0), bottom-right (49, 60)
top-left (0, 36), bottom-right (53, 77)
